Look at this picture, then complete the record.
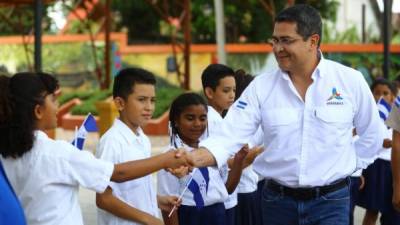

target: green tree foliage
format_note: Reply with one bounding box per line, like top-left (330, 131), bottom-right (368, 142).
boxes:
top-left (111, 0), bottom-right (168, 44)
top-left (0, 5), bottom-right (52, 35)
top-left (111, 0), bottom-right (339, 44)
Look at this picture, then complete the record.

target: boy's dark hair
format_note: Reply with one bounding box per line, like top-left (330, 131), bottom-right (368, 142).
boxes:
top-left (201, 64), bottom-right (235, 91)
top-left (275, 4), bottom-right (322, 47)
top-left (371, 78), bottom-right (398, 96)
top-left (113, 68), bottom-right (156, 100)
top-left (0, 72), bottom-right (59, 158)
top-left (169, 92), bottom-right (208, 148)
top-left (234, 69), bottom-right (254, 100)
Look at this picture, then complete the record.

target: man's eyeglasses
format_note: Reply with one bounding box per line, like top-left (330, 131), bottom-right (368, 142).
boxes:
top-left (267, 37), bottom-right (302, 47)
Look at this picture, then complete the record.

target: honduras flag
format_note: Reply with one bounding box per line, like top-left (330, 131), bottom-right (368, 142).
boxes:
top-left (71, 114), bottom-right (98, 150)
top-left (187, 167), bottom-right (209, 208)
top-left (377, 97), bottom-right (392, 121)
top-left (395, 96), bottom-right (400, 108)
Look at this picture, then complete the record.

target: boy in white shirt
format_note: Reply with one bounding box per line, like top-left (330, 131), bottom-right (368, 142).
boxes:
top-left (96, 68), bottom-right (179, 225)
top-left (201, 64), bottom-right (243, 225)
top-left (0, 72), bottom-right (189, 225)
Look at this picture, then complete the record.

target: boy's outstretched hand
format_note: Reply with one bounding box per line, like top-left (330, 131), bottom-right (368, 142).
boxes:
top-left (157, 195), bottom-right (182, 212)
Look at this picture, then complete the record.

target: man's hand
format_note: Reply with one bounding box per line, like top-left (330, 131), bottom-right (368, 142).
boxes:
top-left (162, 148), bottom-right (191, 169)
top-left (233, 145), bottom-right (249, 167)
top-left (157, 195), bottom-right (182, 212)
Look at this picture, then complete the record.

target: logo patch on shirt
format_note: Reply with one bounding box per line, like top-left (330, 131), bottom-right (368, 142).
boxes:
top-left (236, 100), bottom-right (247, 109)
top-left (326, 87), bottom-right (344, 105)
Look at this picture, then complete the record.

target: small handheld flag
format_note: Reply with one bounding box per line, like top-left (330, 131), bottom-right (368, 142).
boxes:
top-left (71, 114), bottom-right (98, 150)
top-left (395, 96), bottom-right (400, 108)
top-left (168, 167), bottom-right (210, 217)
top-left (377, 97), bottom-right (392, 121)
top-left (187, 167), bottom-right (209, 208)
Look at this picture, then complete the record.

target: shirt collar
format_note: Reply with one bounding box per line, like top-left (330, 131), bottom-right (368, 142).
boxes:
top-left (169, 134), bottom-right (194, 151)
top-left (313, 50), bottom-right (326, 79)
top-left (34, 130), bottom-right (49, 140)
top-left (207, 105), bottom-right (223, 120)
top-left (113, 118), bottom-right (144, 145)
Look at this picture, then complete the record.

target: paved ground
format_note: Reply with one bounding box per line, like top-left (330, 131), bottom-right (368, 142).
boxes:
top-left (56, 128), bottom-right (372, 225)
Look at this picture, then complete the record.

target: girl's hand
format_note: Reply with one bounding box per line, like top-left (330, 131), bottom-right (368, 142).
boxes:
top-left (359, 175), bottom-right (365, 190)
top-left (383, 139), bottom-right (392, 148)
top-left (233, 145), bottom-right (249, 166)
top-left (157, 195), bottom-right (182, 212)
top-left (167, 166), bottom-right (189, 178)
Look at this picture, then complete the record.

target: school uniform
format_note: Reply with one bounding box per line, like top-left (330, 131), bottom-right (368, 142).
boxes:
top-left (200, 53), bottom-right (383, 225)
top-left (157, 136), bottom-right (228, 225)
top-left (206, 106), bottom-right (238, 225)
top-left (385, 104), bottom-right (400, 225)
top-left (0, 160), bottom-right (26, 225)
top-left (1, 130), bottom-right (114, 225)
top-left (358, 120), bottom-right (400, 224)
top-left (96, 118), bottom-right (158, 225)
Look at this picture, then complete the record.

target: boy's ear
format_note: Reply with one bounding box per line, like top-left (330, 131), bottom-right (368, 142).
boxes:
top-left (204, 87), bottom-right (214, 100)
top-left (113, 97), bottom-right (125, 111)
top-left (34, 104), bottom-right (44, 120)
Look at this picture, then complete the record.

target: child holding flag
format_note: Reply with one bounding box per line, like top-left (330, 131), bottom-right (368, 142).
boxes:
top-left (0, 72), bottom-right (189, 225)
top-left (157, 93), bottom-right (248, 225)
top-left (358, 79), bottom-right (400, 225)
top-left (72, 113), bottom-right (98, 150)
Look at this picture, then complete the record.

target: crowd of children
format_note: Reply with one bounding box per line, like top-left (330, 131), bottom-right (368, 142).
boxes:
top-left (1, 64), bottom-right (400, 225)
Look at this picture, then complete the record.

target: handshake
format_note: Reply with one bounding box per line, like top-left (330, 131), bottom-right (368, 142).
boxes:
top-left (161, 148), bottom-right (199, 178)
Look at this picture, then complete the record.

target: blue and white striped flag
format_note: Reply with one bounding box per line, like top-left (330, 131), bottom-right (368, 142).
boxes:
top-left (377, 97), bottom-right (392, 121)
top-left (395, 96), bottom-right (400, 108)
top-left (71, 114), bottom-right (98, 150)
top-left (187, 167), bottom-right (209, 208)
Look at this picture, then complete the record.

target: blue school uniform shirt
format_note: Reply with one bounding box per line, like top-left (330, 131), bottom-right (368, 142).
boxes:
top-left (0, 160), bottom-right (26, 225)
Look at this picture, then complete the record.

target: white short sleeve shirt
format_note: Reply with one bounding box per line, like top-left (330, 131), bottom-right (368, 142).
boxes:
top-left (96, 119), bottom-right (158, 225)
top-left (1, 131), bottom-right (114, 225)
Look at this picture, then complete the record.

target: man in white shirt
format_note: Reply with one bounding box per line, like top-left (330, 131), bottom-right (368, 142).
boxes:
top-left (176, 4), bottom-right (383, 225)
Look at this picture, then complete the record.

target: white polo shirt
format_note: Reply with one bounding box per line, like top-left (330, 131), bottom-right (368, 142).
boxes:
top-left (157, 136), bottom-right (228, 207)
top-left (201, 55), bottom-right (383, 187)
top-left (96, 119), bottom-right (158, 225)
top-left (1, 130), bottom-right (114, 225)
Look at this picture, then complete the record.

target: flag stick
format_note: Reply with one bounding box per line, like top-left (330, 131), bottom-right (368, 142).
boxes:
top-left (74, 126), bottom-right (78, 149)
top-left (168, 168), bottom-right (198, 217)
